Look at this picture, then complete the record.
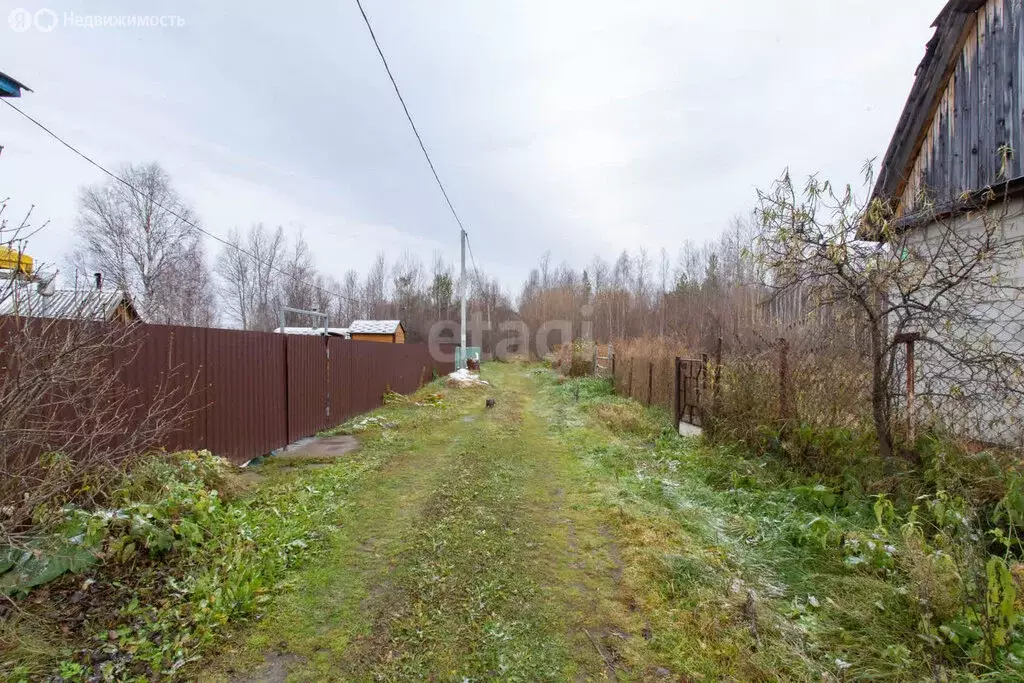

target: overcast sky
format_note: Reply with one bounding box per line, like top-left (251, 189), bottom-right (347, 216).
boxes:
top-left (1, 0), bottom-right (941, 291)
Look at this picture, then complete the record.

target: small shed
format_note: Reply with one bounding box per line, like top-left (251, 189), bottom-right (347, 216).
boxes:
top-left (348, 320), bottom-right (405, 344)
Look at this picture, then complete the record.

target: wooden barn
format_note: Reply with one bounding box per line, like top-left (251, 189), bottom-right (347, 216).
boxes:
top-left (872, 0), bottom-right (1024, 216)
top-left (348, 320), bottom-right (405, 344)
top-left (868, 0), bottom-right (1024, 445)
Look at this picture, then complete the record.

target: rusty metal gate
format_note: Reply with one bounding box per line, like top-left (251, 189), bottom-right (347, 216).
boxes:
top-left (673, 358), bottom-right (707, 427)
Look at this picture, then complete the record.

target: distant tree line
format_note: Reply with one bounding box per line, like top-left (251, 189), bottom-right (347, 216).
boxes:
top-left (63, 161), bottom-right (804, 353)
top-left (65, 162), bottom-right (518, 343)
top-left (517, 216), bottom-right (764, 353)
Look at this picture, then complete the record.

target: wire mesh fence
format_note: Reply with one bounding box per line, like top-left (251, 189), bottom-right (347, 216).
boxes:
top-left (890, 294), bottom-right (1024, 452)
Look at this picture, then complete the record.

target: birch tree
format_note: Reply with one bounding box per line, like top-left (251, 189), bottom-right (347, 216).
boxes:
top-left (71, 162), bottom-right (214, 325)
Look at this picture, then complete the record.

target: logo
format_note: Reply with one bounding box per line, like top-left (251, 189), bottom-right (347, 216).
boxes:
top-left (34, 8), bottom-right (57, 32)
top-left (8, 7), bottom-right (57, 32)
top-left (8, 8), bottom-right (32, 32)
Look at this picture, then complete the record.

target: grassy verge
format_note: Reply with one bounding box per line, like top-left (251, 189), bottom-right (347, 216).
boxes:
top-left (537, 371), bottom-right (1024, 680)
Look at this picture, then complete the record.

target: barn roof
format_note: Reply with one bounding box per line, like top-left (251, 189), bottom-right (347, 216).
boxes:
top-left (348, 320), bottom-right (402, 335)
top-left (0, 288), bottom-right (137, 321)
top-left (872, 0), bottom-right (990, 204)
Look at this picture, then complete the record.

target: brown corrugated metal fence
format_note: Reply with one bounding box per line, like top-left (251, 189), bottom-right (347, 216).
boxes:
top-left (287, 335), bottom-right (329, 443)
top-left (2, 319), bottom-right (456, 465)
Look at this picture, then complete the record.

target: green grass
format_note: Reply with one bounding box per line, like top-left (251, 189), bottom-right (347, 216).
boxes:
top-left (5, 363), bottom-right (1016, 680)
top-left (536, 372), bottom-right (1019, 681)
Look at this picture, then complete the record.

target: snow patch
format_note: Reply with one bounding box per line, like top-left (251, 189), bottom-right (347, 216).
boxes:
top-left (445, 368), bottom-right (490, 388)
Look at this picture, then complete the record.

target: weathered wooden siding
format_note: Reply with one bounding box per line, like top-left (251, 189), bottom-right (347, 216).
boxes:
top-left (900, 0), bottom-right (1024, 213)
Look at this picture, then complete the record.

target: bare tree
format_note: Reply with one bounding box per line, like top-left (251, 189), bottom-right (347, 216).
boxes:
top-left (363, 253), bottom-right (387, 318)
top-left (430, 252), bottom-right (454, 320)
top-left (214, 227), bottom-right (254, 329)
top-left (71, 162), bottom-right (213, 325)
top-left (279, 231), bottom-right (318, 323)
top-left (756, 168), bottom-right (1024, 458)
top-left (154, 241), bottom-right (218, 327)
top-left (215, 223), bottom-right (286, 331)
top-left (340, 269), bottom-right (363, 322)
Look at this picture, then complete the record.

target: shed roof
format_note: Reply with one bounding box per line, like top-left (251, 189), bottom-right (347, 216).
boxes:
top-left (0, 288), bottom-right (137, 321)
top-left (348, 320), bottom-right (402, 335)
top-left (273, 326), bottom-right (350, 337)
top-left (0, 70), bottom-right (32, 98)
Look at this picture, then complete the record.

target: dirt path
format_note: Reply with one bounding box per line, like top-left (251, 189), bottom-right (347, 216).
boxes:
top-left (204, 365), bottom-right (659, 682)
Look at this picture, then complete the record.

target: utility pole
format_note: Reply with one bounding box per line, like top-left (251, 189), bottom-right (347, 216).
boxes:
top-left (460, 229), bottom-right (467, 369)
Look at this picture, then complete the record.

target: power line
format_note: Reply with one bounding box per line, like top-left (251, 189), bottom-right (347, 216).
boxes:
top-left (1, 98), bottom-right (362, 308)
top-left (353, 0), bottom-right (468, 236)
top-left (465, 232), bottom-right (484, 290)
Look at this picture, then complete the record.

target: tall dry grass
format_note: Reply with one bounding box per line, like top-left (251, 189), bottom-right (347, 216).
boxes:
top-left (610, 338), bottom-right (697, 411)
top-left (709, 324), bottom-right (872, 446)
top-left (608, 318), bottom-right (874, 456)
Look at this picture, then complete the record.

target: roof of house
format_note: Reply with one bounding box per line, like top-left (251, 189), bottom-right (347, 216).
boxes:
top-left (0, 70), bottom-right (32, 98)
top-left (273, 326), bottom-right (350, 337)
top-left (348, 320), bottom-right (402, 335)
top-left (872, 0), bottom-right (992, 204)
top-left (0, 288), bottom-right (137, 321)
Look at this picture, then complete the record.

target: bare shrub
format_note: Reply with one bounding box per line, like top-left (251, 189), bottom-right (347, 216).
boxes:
top-left (0, 201), bottom-right (190, 545)
top-left (0, 318), bottom-right (192, 543)
top-left (756, 169), bottom-right (1024, 458)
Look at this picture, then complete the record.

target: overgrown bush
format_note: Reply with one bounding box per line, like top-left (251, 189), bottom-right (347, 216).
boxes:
top-left (0, 449), bottom-right (361, 681)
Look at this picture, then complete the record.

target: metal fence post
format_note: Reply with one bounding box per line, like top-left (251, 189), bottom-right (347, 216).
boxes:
top-left (906, 337), bottom-right (916, 443)
top-left (283, 333), bottom-right (291, 443)
top-left (681, 361), bottom-right (689, 424)
top-left (628, 358), bottom-right (634, 399)
top-left (647, 360), bottom-right (654, 406)
top-left (778, 337), bottom-right (791, 422)
top-left (712, 336), bottom-right (723, 417)
top-left (894, 332), bottom-right (921, 444)
top-left (701, 353), bottom-right (709, 393)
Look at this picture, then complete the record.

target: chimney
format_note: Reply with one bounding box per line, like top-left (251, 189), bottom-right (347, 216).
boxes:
top-left (94, 272), bottom-right (102, 290)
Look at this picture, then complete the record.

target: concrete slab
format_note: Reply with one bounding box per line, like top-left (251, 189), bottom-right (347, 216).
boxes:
top-left (281, 435), bottom-right (360, 460)
top-left (678, 422), bottom-right (703, 438)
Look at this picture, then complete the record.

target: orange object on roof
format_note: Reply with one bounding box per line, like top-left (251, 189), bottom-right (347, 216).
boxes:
top-left (0, 246), bottom-right (33, 275)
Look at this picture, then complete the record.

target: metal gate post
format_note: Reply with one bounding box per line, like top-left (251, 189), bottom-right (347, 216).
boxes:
top-left (282, 334), bottom-right (290, 443)
top-left (672, 357), bottom-right (681, 426)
